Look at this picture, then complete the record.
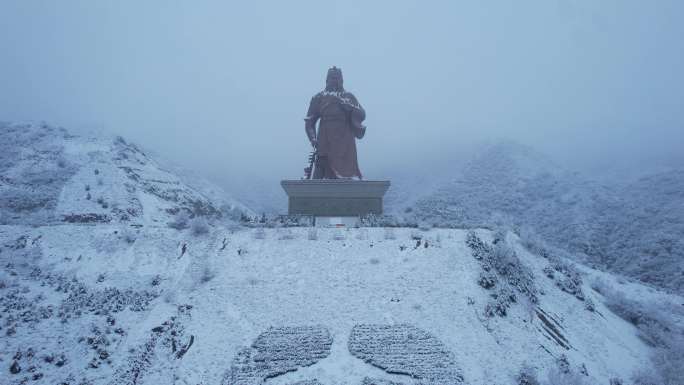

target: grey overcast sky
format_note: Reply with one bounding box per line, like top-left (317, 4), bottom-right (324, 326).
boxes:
top-left (1, 0), bottom-right (683, 181)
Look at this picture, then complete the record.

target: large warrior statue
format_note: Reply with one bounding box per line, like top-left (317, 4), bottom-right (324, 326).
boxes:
top-left (304, 66), bottom-right (366, 179)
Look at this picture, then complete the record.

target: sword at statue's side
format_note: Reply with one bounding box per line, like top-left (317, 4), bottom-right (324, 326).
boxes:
top-left (303, 144), bottom-right (318, 180)
top-left (303, 112), bottom-right (319, 179)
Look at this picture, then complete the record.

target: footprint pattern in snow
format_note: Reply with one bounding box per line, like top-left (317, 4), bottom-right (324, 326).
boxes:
top-left (222, 325), bottom-right (333, 385)
top-left (348, 324), bottom-right (464, 384)
top-left (222, 324), bottom-right (463, 385)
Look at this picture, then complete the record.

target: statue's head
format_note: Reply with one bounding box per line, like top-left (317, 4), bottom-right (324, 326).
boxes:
top-left (325, 66), bottom-right (344, 92)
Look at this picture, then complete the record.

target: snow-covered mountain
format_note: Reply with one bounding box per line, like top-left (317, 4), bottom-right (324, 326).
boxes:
top-left (600, 170), bottom-right (684, 289)
top-left (0, 122), bottom-right (249, 227)
top-left (1, 126), bottom-right (682, 385)
top-left (404, 141), bottom-right (684, 295)
top-left (404, 141), bottom-right (594, 229)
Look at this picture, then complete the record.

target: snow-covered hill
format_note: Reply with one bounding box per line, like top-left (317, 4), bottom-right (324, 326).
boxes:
top-left (3, 223), bottom-right (681, 385)
top-left (0, 122), bottom-right (249, 226)
top-left (601, 170), bottom-right (684, 290)
top-left (404, 141), bottom-right (684, 295)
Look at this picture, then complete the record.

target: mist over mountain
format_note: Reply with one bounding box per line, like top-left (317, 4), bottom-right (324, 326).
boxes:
top-left (398, 141), bottom-right (684, 294)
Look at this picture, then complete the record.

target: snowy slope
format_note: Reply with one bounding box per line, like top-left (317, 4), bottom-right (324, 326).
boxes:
top-left (2, 223), bottom-right (678, 385)
top-left (405, 141), bottom-right (684, 294)
top-left (0, 122), bottom-right (249, 226)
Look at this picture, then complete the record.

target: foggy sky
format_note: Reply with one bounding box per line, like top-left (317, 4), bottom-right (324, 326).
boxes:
top-left (1, 0), bottom-right (683, 182)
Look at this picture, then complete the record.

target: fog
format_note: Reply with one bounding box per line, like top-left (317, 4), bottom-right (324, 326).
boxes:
top-left (2, 1), bottom-right (683, 185)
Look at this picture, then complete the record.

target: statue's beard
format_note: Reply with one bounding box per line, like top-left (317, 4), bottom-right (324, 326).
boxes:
top-left (325, 79), bottom-right (344, 92)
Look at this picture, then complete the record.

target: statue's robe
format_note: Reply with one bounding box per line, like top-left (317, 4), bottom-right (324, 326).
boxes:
top-left (305, 91), bottom-right (365, 179)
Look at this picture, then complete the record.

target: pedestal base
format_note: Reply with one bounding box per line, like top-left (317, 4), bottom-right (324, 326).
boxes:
top-left (280, 180), bottom-right (390, 217)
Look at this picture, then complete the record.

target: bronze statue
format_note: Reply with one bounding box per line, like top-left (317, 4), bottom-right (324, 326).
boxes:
top-left (304, 67), bottom-right (366, 179)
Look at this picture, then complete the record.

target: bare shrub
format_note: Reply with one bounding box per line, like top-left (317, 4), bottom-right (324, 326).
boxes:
top-left (478, 271), bottom-right (498, 289)
top-left (466, 231), bottom-right (493, 260)
top-left (466, 231), bottom-right (538, 317)
top-left (516, 364), bottom-right (540, 385)
top-left (358, 213), bottom-right (404, 227)
top-left (484, 287), bottom-right (517, 317)
top-left (549, 260), bottom-right (585, 300)
top-left (540, 355), bottom-right (589, 385)
top-left (522, 227), bottom-right (588, 303)
top-left (600, 286), bottom-right (684, 385)
top-left (490, 241), bottom-right (537, 303)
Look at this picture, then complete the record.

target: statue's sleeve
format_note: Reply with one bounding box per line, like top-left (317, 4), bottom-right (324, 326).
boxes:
top-left (347, 93), bottom-right (367, 139)
top-left (304, 96), bottom-right (319, 143)
top-left (348, 93), bottom-right (365, 121)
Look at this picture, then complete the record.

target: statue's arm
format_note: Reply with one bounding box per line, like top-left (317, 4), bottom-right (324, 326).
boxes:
top-left (346, 93), bottom-right (365, 120)
top-left (346, 93), bottom-right (367, 139)
top-left (304, 96), bottom-right (319, 146)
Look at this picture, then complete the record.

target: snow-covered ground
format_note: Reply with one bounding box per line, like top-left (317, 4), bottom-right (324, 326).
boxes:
top-left (2, 223), bottom-right (677, 385)
top-left (2, 123), bottom-right (682, 385)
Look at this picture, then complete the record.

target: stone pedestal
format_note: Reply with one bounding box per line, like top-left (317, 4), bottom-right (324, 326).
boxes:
top-left (280, 180), bottom-right (390, 217)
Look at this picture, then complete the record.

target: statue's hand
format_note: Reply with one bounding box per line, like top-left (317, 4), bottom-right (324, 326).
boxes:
top-left (338, 96), bottom-right (360, 112)
top-left (341, 99), bottom-right (357, 112)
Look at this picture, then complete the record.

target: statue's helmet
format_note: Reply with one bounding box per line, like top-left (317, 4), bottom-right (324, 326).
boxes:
top-left (325, 66), bottom-right (344, 91)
